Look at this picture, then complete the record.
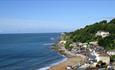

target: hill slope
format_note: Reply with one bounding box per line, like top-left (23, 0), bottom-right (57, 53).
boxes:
top-left (64, 19), bottom-right (115, 50)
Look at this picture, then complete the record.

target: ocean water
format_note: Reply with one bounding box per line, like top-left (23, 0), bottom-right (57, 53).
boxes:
top-left (0, 33), bottom-right (64, 70)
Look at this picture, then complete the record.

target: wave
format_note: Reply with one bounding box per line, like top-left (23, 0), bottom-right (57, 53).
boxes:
top-left (37, 66), bottom-right (50, 70)
top-left (37, 57), bottom-right (67, 70)
top-left (43, 43), bottom-right (54, 46)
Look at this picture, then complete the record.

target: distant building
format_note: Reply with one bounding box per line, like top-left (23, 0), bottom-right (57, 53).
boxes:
top-left (59, 40), bottom-right (66, 44)
top-left (96, 31), bottom-right (110, 38)
top-left (77, 64), bottom-right (90, 70)
top-left (82, 43), bottom-right (88, 48)
top-left (107, 50), bottom-right (115, 56)
top-left (70, 43), bottom-right (77, 47)
top-left (75, 42), bottom-right (83, 46)
top-left (89, 41), bottom-right (98, 46)
top-left (96, 54), bottom-right (110, 65)
top-left (94, 51), bottom-right (110, 64)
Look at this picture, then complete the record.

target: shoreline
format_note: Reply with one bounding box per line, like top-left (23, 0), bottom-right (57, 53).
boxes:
top-left (38, 57), bottom-right (67, 70)
top-left (48, 38), bottom-right (85, 70)
top-left (48, 56), bottom-right (84, 70)
top-left (38, 44), bottom-right (84, 70)
top-left (43, 32), bottom-right (85, 70)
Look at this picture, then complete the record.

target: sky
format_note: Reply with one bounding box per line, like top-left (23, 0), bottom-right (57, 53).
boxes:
top-left (0, 0), bottom-right (115, 33)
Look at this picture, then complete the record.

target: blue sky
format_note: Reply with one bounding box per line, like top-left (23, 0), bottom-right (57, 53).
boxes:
top-left (0, 0), bottom-right (115, 33)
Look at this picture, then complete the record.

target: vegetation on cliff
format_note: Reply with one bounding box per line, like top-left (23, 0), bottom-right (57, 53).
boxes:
top-left (63, 18), bottom-right (115, 50)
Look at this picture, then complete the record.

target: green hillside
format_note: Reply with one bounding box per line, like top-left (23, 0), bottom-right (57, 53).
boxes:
top-left (64, 19), bottom-right (115, 50)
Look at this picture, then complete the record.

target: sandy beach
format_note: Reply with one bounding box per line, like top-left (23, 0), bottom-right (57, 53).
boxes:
top-left (49, 56), bottom-right (84, 70)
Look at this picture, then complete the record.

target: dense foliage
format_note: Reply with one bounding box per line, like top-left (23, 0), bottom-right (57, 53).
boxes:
top-left (98, 34), bottom-right (115, 50)
top-left (64, 19), bottom-right (115, 50)
top-left (111, 55), bottom-right (115, 61)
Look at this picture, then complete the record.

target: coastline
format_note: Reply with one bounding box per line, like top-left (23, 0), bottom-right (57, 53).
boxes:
top-left (48, 56), bottom-right (84, 70)
top-left (38, 57), bottom-right (67, 70)
top-left (47, 34), bottom-right (85, 70)
top-left (38, 56), bottom-right (83, 70)
top-left (48, 45), bottom-right (84, 70)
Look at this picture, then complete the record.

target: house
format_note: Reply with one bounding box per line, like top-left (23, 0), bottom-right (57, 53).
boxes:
top-left (96, 31), bottom-right (110, 38)
top-left (96, 53), bottom-right (110, 65)
top-left (107, 64), bottom-right (114, 70)
top-left (82, 43), bottom-right (88, 48)
top-left (76, 42), bottom-right (83, 46)
top-left (88, 45), bottom-right (98, 52)
top-left (92, 47), bottom-right (110, 65)
top-left (89, 41), bottom-right (98, 46)
top-left (107, 50), bottom-right (115, 56)
top-left (71, 47), bottom-right (79, 54)
top-left (70, 43), bottom-right (77, 47)
top-left (94, 51), bottom-right (110, 64)
top-left (77, 64), bottom-right (90, 70)
top-left (59, 40), bottom-right (66, 44)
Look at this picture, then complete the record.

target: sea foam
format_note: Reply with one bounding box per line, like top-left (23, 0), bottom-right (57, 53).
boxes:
top-left (43, 43), bottom-right (54, 46)
top-left (38, 58), bottom-right (67, 70)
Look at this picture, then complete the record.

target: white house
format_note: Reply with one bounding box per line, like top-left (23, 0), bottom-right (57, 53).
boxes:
top-left (107, 50), bottom-right (115, 56)
top-left (94, 51), bottom-right (110, 64)
top-left (89, 41), bottom-right (98, 45)
top-left (59, 40), bottom-right (66, 44)
top-left (96, 31), bottom-right (110, 38)
top-left (96, 54), bottom-right (110, 64)
top-left (70, 43), bottom-right (77, 47)
top-left (76, 42), bottom-right (83, 46)
top-left (82, 43), bottom-right (88, 48)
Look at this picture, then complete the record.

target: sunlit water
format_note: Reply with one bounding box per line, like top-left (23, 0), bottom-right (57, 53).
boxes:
top-left (0, 33), bottom-right (64, 70)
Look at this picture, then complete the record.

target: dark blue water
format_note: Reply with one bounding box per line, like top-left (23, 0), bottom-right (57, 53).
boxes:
top-left (0, 33), bottom-right (64, 70)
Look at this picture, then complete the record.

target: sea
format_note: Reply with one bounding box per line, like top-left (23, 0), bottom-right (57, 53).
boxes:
top-left (0, 33), bottom-right (65, 70)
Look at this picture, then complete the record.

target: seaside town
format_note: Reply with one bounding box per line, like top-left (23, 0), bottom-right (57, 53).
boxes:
top-left (50, 30), bottom-right (115, 70)
top-left (1, 0), bottom-right (115, 70)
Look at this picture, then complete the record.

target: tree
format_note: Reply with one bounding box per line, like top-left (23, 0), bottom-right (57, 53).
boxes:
top-left (99, 20), bottom-right (107, 24)
top-left (109, 18), bottom-right (115, 24)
